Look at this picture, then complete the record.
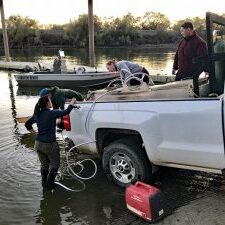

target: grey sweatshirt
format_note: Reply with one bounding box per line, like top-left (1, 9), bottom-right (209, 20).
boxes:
top-left (116, 61), bottom-right (143, 79)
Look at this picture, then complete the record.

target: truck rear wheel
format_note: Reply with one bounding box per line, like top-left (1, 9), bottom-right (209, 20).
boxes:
top-left (102, 138), bottom-right (152, 187)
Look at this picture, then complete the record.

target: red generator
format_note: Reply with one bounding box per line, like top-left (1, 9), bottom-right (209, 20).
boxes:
top-left (125, 181), bottom-right (168, 222)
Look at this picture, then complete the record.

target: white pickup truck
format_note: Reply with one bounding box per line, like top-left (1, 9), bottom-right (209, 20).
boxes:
top-left (62, 12), bottom-right (225, 187)
top-left (63, 77), bottom-right (225, 187)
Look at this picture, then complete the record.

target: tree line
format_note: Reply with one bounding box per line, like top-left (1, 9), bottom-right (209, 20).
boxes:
top-left (0, 12), bottom-right (224, 49)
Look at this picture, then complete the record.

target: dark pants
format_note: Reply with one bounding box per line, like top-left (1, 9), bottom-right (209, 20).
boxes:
top-left (175, 71), bottom-right (195, 81)
top-left (130, 67), bottom-right (150, 86)
top-left (175, 70), bottom-right (203, 95)
top-left (35, 140), bottom-right (60, 188)
top-left (35, 140), bottom-right (60, 170)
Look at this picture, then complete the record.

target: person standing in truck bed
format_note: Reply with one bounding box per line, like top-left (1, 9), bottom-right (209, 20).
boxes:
top-left (172, 22), bottom-right (208, 81)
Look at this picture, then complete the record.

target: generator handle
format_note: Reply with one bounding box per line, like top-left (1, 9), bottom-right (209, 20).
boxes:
top-left (135, 181), bottom-right (159, 192)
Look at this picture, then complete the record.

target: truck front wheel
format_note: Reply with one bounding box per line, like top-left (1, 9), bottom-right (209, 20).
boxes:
top-left (102, 138), bottom-right (152, 187)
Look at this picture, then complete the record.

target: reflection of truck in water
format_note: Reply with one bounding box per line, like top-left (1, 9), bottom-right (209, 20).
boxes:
top-left (62, 12), bottom-right (225, 187)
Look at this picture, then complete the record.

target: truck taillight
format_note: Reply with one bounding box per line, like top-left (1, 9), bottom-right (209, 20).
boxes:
top-left (63, 114), bottom-right (71, 131)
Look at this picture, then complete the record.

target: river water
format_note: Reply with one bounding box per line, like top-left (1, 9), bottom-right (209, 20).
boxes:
top-left (0, 47), bottom-right (176, 225)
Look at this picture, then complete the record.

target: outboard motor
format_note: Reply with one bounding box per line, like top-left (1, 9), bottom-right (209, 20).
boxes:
top-left (77, 67), bottom-right (86, 74)
top-left (23, 65), bottom-right (34, 73)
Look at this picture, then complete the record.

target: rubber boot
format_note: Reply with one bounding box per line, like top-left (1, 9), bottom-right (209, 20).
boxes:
top-left (46, 168), bottom-right (58, 189)
top-left (41, 168), bottom-right (49, 188)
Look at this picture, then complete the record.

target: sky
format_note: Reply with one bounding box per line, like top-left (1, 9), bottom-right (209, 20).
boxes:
top-left (3, 0), bottom-right (225, 25)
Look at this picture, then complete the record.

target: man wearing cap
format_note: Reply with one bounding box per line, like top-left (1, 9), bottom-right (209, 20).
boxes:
top-left (40, 86), bottom-right (83, 110)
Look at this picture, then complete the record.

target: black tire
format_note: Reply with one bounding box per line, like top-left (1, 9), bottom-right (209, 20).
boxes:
top-left (102, 138), bottom-right (152, 187)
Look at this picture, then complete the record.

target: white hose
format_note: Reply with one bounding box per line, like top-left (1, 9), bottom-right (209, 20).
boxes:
top-left (54, 181), bottom-right (83, 192)
top-left (84, 89), bottom-right (116, 138)
top-left (55, 139), bottom-right (97, 192)
top-left (65, 141), bottom-right (97, 180)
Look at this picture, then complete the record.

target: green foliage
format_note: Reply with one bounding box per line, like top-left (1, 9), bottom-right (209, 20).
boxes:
top-left (1, 12), bottom-right (224, 48)
top-left (172, 17), bottom-right (205, 32)
top-left (98, 13), bottom-right (140, 46)
top-left (39, 29), bottom-right (66, 46)
top-left (64, 14), bottom-right (102, 47)
top-left (139, 12), bottom-right (170, 30)
top-left (6, 15), bottom-right (39, 48)
top-left (138, 30), bottom-right (177, 44)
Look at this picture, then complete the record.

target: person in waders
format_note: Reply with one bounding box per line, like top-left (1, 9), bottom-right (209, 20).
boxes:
top-left (25, 95), bottom-right (76, 189)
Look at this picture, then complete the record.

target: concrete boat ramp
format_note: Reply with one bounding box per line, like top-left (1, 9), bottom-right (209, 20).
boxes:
top-left (0, 60), bottom-right (175, 84)
top-left (103, 166), bottom-right (225, 225)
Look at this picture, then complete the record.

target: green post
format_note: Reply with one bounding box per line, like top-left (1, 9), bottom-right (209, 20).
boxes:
top-left (214, 38), bottom-right (225, 95)
top-left (88, 0), bottom-right (95, 67)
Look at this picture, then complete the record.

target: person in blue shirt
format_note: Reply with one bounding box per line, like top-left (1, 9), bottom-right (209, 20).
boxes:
top-left (25, 95), bottom-right (76, 189)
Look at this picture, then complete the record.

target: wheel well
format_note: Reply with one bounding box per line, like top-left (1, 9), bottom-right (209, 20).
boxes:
top-left (96, 128), bottom-right (140, 153)
top-left (95, 129), bottom-right (150, 162)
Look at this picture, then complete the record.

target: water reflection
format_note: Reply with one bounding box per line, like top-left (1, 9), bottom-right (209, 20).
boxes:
top-left (8, 72), bottom-right (19, 135)
top-left (17, 87), bottom-right (43, 97)
top-left (36, 189), bottom-right (72, 225)
top-left (19, 133), bottom-right (36, 149)
top-left (5, 47), bottom-right (175, 74)
top-left (33, 157), bottom-right (126, 225)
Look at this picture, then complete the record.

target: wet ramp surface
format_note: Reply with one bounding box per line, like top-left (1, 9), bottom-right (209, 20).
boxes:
top-left (107, 166), bottom-right (225, 225)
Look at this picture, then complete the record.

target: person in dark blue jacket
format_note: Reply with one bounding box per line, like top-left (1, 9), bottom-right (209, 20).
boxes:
top-left (25, 95), bottom-right (76, 189)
